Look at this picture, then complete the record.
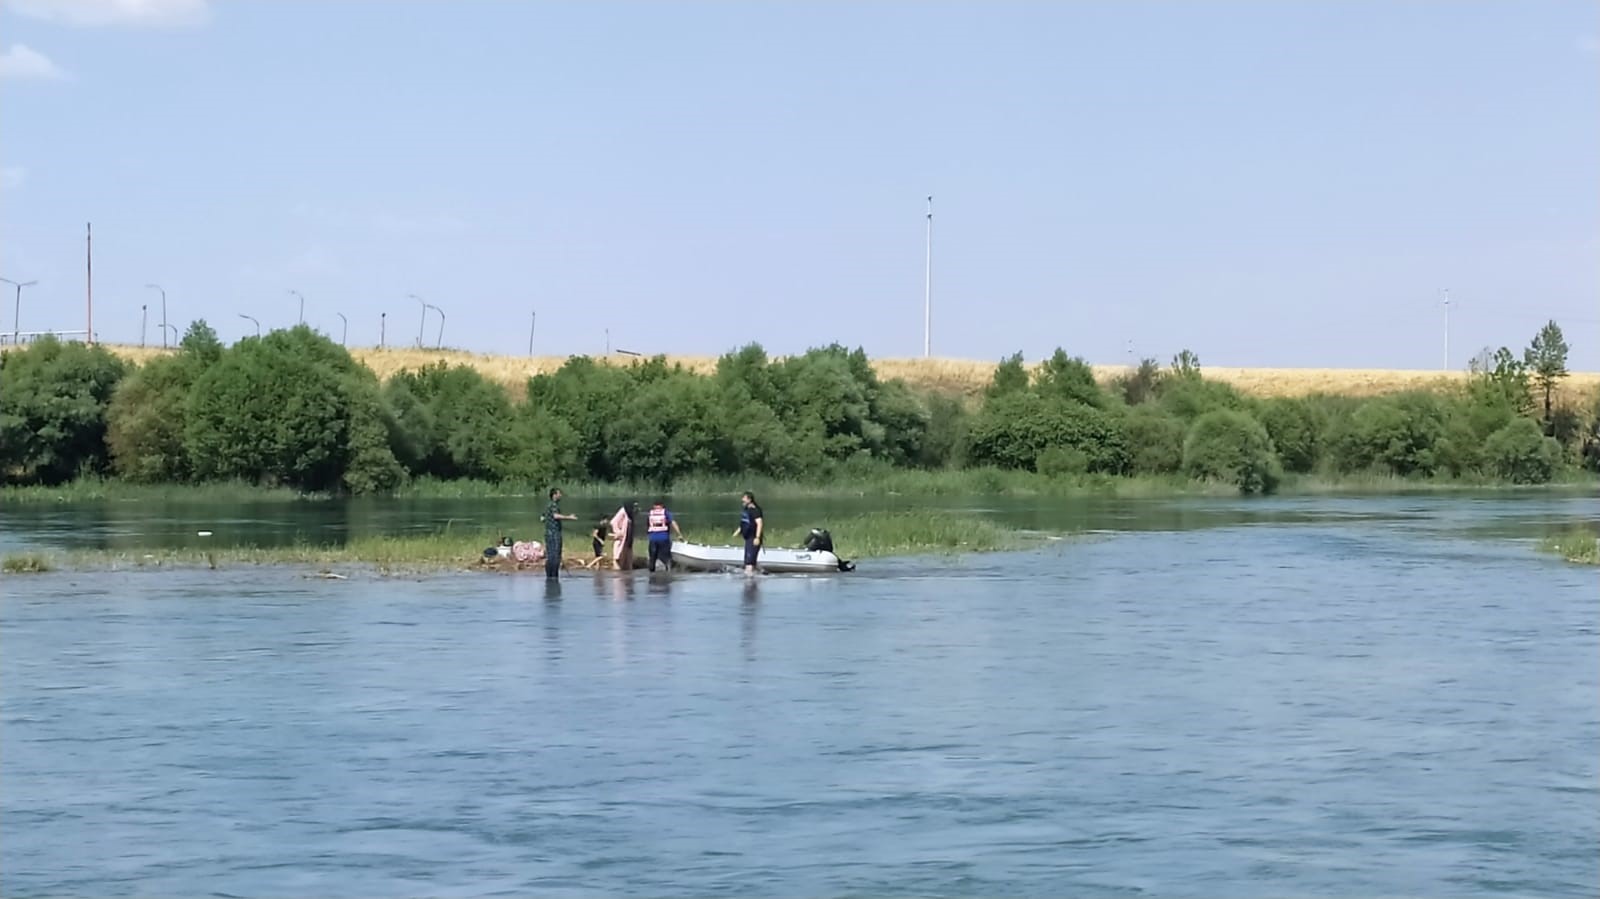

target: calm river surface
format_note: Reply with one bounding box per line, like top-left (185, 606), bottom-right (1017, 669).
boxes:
top-left (2, 493), bottom-right (1596, 896)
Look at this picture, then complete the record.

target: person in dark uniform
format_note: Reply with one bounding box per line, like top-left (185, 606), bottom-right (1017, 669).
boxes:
top-left (543, 487), bottom-right (577, 578)
top-left (733, 491), bottom-right (764, 575)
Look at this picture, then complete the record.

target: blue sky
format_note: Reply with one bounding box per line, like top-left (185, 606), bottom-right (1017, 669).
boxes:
top-left (2, 1), bottom-right (1596, 369)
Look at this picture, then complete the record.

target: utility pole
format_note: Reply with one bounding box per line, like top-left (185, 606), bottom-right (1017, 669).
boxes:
top-left (145, 284), bottom-right (168, 348)
top-left (528, 311), bottom-right (536, 356)
top-left (86, 223), bottom-right (93, 344)
top-left (1441, 288), bottom-right (1451, 371)
top-left (924, 195), bottom-right (933, 358)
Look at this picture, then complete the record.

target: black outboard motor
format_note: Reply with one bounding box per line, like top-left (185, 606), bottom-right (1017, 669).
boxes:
top-left (805, 528), bottom-right (855, 572)
top-left (804, 528), bottom-right (834, 553)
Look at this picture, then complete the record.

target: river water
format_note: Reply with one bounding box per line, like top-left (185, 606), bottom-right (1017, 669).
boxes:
top-left (2, 493), bottom-right (1596, 896)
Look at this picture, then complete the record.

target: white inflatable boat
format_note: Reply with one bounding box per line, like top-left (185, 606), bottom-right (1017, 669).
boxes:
top-left (669, 542), bottom-right (853, 574)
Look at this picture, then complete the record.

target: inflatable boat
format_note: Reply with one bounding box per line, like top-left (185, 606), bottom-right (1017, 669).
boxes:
top-left (671, 529), bottom-right (855, 574)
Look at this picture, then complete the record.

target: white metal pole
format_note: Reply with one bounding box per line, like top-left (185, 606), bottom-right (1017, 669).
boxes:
top-left (924, 195), bottom-right (933, 358)
top-left (1441, 288), bottom-right (1450, 371)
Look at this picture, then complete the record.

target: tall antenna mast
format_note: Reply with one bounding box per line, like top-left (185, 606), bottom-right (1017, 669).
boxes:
top-left (923, 195), bottom-right (933, 358)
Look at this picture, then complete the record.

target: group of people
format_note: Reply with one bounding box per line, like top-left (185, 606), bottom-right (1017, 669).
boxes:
top-left (541, 488), bottom-right (765, 579)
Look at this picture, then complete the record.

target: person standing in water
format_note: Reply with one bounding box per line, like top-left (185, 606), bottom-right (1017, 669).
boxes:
top-left (610, 501), bottom-right (639, 571)
top-left (646, 498), bottom-right (684, 572)
top-left (543, 487), bottom-right (578, 578)
top-left (733, 491), bottom-right (764, 575)
top-left (585, 515), bottom-right (612, 570)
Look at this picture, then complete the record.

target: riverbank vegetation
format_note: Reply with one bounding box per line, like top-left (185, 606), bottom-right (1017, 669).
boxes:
top-left (2, 320), bottom-right (1594, 499)
top-left (0, 510), bottom-right (1033, 574)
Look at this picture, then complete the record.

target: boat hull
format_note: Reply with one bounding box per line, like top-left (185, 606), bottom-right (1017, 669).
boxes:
top-left (669, 542), bottom-right (846, 574)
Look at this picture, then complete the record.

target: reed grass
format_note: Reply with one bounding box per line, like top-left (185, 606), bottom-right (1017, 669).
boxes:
top-left (676, 511), bottom-right (1032, 558)
top-left (1, 553), bottom-right (53, 574)
top-left (1539, 529), bottom-right (1600, 565)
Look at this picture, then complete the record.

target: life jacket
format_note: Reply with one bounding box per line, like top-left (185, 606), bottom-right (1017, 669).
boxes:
top-left (647, 506), bottom-right (669, 533)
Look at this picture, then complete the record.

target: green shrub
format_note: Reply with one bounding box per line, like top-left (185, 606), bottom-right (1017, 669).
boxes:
top-left (1483, 417), bottom-right (1563, 484)
top-left (1158, 376), bottom-right (1248, 422)
top-left (1036, 446), bottom-right (1090, 477)
top-left (985, 351), bottom-right (1029, 399)
top-left (1257, 397), bottom-right (1320, 473)
top-left (384, 362), bottom-right (516, 481)
top-left (967, 392), bottom-right (1129, 474)
top-left (1182, 409), bottom-right (1281, 494)
top-left (0, 337), bottom-right (127, 485)
top-left (1034, 349), bottom-right (1105, 408)
top-left (183, 326), bottom-right (403, 493)
top-left (1111, 358), bottom-right (1165, 406)
top-left (918, 395), bottom-right (969, 468)
top-left (1121, 405), bottom-right (1185, 474)
top-left (1337, 393), bottom-right (1448, 476)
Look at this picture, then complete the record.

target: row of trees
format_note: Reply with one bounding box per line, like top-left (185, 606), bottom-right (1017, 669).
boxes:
top-left (0, 320), bottom-right (1591, 494)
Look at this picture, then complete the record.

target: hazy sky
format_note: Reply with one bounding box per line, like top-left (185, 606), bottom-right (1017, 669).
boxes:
top-left (2, 1), bottom-right (1596, 369)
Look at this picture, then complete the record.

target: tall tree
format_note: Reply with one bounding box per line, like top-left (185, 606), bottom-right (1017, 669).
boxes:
top-left (1524, 320), bottom-right (1569, 425)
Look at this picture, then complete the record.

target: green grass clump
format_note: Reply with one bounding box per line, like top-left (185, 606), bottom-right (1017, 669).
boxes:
top-left (1539, 530), bottom-right (1600, 565)
top-left (679, 511), bottom-right (1031, 559)
top-left (2, 553), bottom-right (54, 574)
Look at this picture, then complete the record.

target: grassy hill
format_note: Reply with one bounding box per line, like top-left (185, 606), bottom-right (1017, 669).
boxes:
top-left (98, 344), bottom-right (1600, 403)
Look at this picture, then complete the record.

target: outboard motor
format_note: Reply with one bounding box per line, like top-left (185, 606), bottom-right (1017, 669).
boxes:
top-left (804, 528), bottom-right (834, 553)
top-left (805, 528), bottom-right (855, 572)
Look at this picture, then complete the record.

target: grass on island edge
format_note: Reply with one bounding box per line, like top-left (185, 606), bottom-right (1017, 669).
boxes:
top-left (0, 511), bottom-right (1041, 575)
top-left (1539, 530), bottom-right (1600, 565)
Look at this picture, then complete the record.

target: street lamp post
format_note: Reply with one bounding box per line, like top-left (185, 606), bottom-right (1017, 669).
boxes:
top-left (427, 304), bottom-right (445, 349)
top-left (380, 312), bottom-right (387, 349)
top-left (162, 323), bottom-right (179, 345)
top-left (409, 294), bottom-right (428, 347)
top-left (141, 304), bottom-right (148, 347)
top-left (1, 278), bottom-right (38, 346)
top-left (528, 311), bottom-right (536, 356)
top-left (239, 313), bottom-right (261, 337)
top-left (288, 289), bottom-right (305, 325)
top-left (336, 312), bottom-right (348, 346)
top-left (144, 284), bottom-right (168, 349)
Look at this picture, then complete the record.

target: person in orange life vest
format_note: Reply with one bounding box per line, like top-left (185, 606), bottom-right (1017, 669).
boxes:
top-left (643, 495), bottom-right (681, 566)
top-left (645, 498), bottom-right (684, 572)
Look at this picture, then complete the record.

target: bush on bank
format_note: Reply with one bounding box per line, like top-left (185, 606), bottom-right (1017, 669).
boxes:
top-left (0, 320), bottom-right (1594, 495)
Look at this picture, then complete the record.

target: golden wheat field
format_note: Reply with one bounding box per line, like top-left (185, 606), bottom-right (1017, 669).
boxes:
top-left (92, 345), bottom-right (1600, 404)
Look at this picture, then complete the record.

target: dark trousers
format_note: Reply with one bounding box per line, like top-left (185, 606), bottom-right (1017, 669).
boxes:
top-left (648, 539), bottom-right (671, 571)
top-left (544, 551), bottom-right (560, 578)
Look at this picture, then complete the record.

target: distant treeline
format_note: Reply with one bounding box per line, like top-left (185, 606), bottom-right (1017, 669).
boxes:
top-left (0, 320), bottom-right (1592, 495)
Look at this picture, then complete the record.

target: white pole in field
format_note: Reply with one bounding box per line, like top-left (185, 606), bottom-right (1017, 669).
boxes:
top-left (923, 195), bottom-right (933, 358)
top-left (1441, 287), bottom-right (1451, 371)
